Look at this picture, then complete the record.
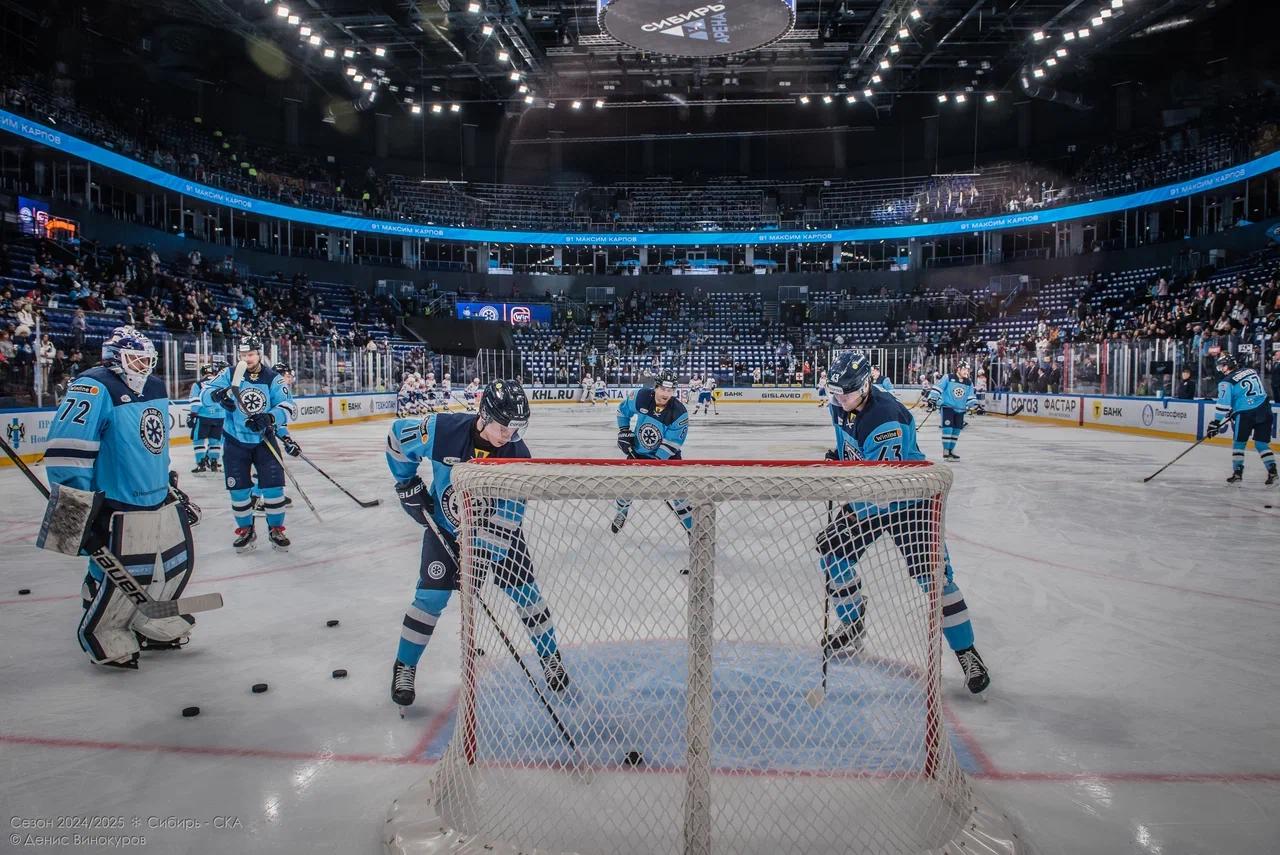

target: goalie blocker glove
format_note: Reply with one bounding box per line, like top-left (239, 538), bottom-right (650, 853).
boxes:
top-left (395, 476), bottom-right (434, 527)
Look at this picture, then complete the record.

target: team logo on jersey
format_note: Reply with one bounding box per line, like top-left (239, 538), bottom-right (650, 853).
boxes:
top-left (440, 484), bottom-right (461, 529)
top-left (238, 387), bottom-right (268, 415)
top-left (426, 561), bottom-right (447, 581)
top-left (951, 387), bottom-right (965, 400)
top-left (226, 476), bottom-right (236, 488)
top-left (139, 407), bottom-right (166, 454)
top-left (843, 441), bottom-right (862, 460)
top-left (6, 418), bottom-right (26, 449)
top-left (637, 423), bottom-right (663, 451)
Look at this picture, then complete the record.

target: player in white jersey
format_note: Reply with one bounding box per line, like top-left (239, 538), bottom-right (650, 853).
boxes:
top-left (464, 377), bottom-right (481, 411)
top-left (579, 373), bottom-right (595, 404)
top-left (702, 375), bottom-right (720, 414)
top-left (441, 374), bottom-right (453, 409)
top-left (593, 377), bottom-right (609, 402)
top-left (816, 370), bottom-right (829, 407)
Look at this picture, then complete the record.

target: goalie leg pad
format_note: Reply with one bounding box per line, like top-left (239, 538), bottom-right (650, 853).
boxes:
top-left (78, 513), bottom-right (141, 664)
top-left (117, 505), bottom-right (197, 644)
top-left (37, 483), bottom-right (105, 556)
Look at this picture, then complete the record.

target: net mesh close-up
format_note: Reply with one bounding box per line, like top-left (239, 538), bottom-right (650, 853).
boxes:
top-left (385, 460), bottom-right (1027, 855)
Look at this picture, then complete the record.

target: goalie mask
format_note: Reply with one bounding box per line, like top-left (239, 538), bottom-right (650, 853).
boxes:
top-left (101, 326), bottom-right (157, 395)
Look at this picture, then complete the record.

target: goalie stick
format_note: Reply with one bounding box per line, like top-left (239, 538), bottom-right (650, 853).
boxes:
top-left (295, 451), bottom-right (380, 508)
top-left (0, 434), bottom-right (224, 619)
top-left (231, 361), bottom-right (322, 522)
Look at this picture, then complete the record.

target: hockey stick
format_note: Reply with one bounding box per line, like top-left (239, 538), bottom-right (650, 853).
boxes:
top-left (420, 513), bottom-right (577, 753)
top-left (805, 500), bottom-right (835, 709)
top-left (231, 361), bottom-right (322, 523)
top-left (0, 434), bottom-right (223, 619)
top-left (1142, 417), bottom-right (1230, 483)
top-left (916, 407), bottom-right (937, 429)
top-left (295, 452), bottom-right (381, 508)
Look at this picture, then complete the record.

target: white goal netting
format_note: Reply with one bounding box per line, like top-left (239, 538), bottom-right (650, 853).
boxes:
top-left (385, 460), bottom-right (1027, 855)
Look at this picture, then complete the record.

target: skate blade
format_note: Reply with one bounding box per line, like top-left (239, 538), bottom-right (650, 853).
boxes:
top-left (235, 543), bottom-right (257, 555)
top-left (271, 543), bottom-right (290, 553)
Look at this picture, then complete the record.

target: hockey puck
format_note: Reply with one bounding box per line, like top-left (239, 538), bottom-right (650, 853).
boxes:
top-left (326, 619), bottom-right (340, 628)
top-left (18, 588), bottom-right (31, 595)
top-left (332, 669), bottom-right (348, 679)
top-left (624, 751), bottom-right (644, 767)
top-left (182, 706), bottom-right (200, 718)
top-left (1267, 504), bottom-right (1274, 509)
top-left (251, 683), bottom-right (269, 694)
top-left (475, 647), bottom-right (486, 657)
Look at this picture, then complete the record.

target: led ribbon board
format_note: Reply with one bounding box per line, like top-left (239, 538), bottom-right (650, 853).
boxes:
top-left (597, 0), bottom-right (795, 58)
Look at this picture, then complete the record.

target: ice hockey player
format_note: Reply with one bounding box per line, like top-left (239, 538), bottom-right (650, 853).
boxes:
top-left (424, 372), bottom-right (439, 413)
top-left (189, 364), bottom-right (226, 474)
top-left (440, 373), bottom-right (453, 409)
top-left (270, 362), bottom-right (302, 505)
top-left (579, 373), bottom-right (595, 405)
top-left (872, 365), bottom-right (894, 392)
top-left (463, 377), bottom-right (481, 411)
top-left (693, 375), bottom-right (719, 415)
top-left (687, 376), bottom-right (702, 408)
top-left (816, 370), bottom-right (829, 407)
top-left (612, 370), bottom-right (693, 537)
top-left (40, 326), bottom-right (200, 668)
top-left (1208, 354), bottom-right (1276, 485)
top-left (201, 337), bottom-right (297, 553)
top-left (593, 376), bottom-right (609, 402)
top-left (926, 361), bottom-right (982, 461)
top-left (385, 379), bottom-right (568, 708)
top-left (820, 350), bottom-right (990, 694)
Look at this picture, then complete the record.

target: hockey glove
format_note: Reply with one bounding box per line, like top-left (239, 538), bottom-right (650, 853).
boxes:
top-left (617, 428), bottom-right (636, 456)
top-left (1207, 419), bottom-right (1228, 437)
top-left (168, 471), bottom-right (202, 527)
top-left (186, 413), bottom-right (196, 429)
top-left (280, 435), bottom-right (302, 457)
top-left (210, 386), bottom-right (236, 412)
top-left (824, 448), bottom-right (841, 462)
top-left (245, 412), bottom-right (276, 434)
top-left (926, 399), bottom-right (939, 412)
top-left (395, 476), bottom-right (434, 527)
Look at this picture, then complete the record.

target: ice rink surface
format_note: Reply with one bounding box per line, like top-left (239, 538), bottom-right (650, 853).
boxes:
top-left (2, 401), bottom-right (1278, 855)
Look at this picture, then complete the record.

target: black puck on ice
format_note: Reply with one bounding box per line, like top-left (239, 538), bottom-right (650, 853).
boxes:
top-left (251, 683), bottom-right (269, 694)
top-left (182, 706), bottom-right (200, 718)
top-left (332, 669), bottom-right (348, 679)
top-left (1267, 504), bottom-right (1274, 509)
top-left (326, 619), bottom-right (340, 628)
top-left (624, 751), bottom-right (644, 767)
top-left (18, 588), bottom-right (31, 595)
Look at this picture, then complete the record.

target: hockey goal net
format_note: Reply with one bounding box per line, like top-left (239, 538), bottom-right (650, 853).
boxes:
top-left (385, 460), bottom-right (1026, 855)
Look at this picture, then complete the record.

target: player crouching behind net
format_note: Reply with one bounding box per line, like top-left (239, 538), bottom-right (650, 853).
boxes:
top-left (820, 351), bottom-right (990, 694)
top-left (386, 380), bottom-right (568, 710)
top-left (611, 369), bottom-right (693, 538)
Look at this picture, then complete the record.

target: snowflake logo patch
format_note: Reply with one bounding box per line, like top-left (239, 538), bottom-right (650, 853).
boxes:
top-left (239, 387), bottom-right (268, 415)
top-left (139, 407), bottom-right (166, 455)
top-left (637, 423), bottom-right (663, 451)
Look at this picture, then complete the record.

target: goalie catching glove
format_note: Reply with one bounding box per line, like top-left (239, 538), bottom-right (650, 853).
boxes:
top-left (395, 476), bottom-right (435, 527)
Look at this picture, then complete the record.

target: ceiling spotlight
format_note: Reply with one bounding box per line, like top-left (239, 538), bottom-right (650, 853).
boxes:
top-left (897, 27), bottom-right (909, 39)
top-left (275, 5), bottom-right (289, 18)
top-left (1100, 8), bottom-right (1112, 18)
top-left (822, 94), bottom-right (833, 104)
top-left (571, 100), bottom-right (582, 109)
top-left (450, 103), bottom-right (461, 112)
top-left (1032, 67), bottom-right (1045, 78)
top-left (871, 74), bottom-right (882, 83)
top-left (498, 49), bottom-right (510, 62)
top-left (909, 8), bottom-right (922, 20)
top-left (1091, 15), bottom-right (1103, 25)
top-left (937, 93), bottom-right (948, 103)
top-left (845, 94), bottom-right (856, 103)
top-left (1111, 0), bottom-right (1123, 7)
top-left (431, 103), bottom-right (443, 113)
top-left (353, 73), bottom-right (363, 82)
top-left (1078, 27), bottom-right (1091, 37)
top-left (1032, 30), bottom-right (1045, 41)
top-left (1045, 57), bottom-right (1057, 66)
top-left (411, 104), bottom-right (422, 114)
top-left (374, 46), bottom-right (386, 57)
top-left (510, 70), bottom-right (522, 81)
top-left (955, 93), bottom-right (966, 103)
top-left (323, 47), bottom-right (336, 58)
top-left (985, 93), bottom-right (996, 103)
top-left (798, 95), bottom-right (810, 104)
top-left (863, 88), bottom-right (873, 98)
top-left (1063, 31), bottom-right (1075, 41)
top-left (482, 23), bottom-right (494, 36)
top-left (595, 98), bottom-right (606, 108)
top-left (308, 34), bottom-right (321, 45)
top-left (518, 83), bottom-right (528, 93)
top-left (467, 1), bottom-right (481, 12)
top-left (1056, 48), bottom-right (1068, 57)
top-left (343, 48), bottom-right (355, 58)
top-left (362, 80), bottom-right (373, 91)
top-left (346, 66), bottom-right (357, 76)
top-left (287, 14), bottom-right (300, 25)
top-left (524, 95), bottom-right (534, 105)
top-left (879, 59), bottom-right (891, 69)
top-left (889, 44), bottom-right (900, 54)
top-left (300, 25), bottom-right (311, 36)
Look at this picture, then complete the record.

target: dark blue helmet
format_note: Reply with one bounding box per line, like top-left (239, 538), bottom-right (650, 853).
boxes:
top-left (655, 369), bottom-right (677, 390)
top-left (826, 351), bottom-right (872, 395)
top-left (1216, 353), bottom-right (1238, 372)
top-left (480, 379), bottom-right (531, 431)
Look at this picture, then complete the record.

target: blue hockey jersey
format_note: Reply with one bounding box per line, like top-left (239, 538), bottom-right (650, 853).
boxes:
top-left (200, 364), bottom-right (295, 445)
top-left (830, 386), bottom-right (924, 463)
top-left (617, 388), bottom-right (689, 460)
top-left (188, 380), bottom-right (225, 420)
top-left (928, 373), bottom-right (978, 413)
top-left (44, 366), bottom-right (172, 510)
top-left (385, 412), bottom-right (530, 549)
top-left (1215, 368), bottom-right (1270, 418)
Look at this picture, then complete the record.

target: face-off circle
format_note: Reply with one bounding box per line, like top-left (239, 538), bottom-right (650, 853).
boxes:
top-left (597, 0), bottom-right (795, 59)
